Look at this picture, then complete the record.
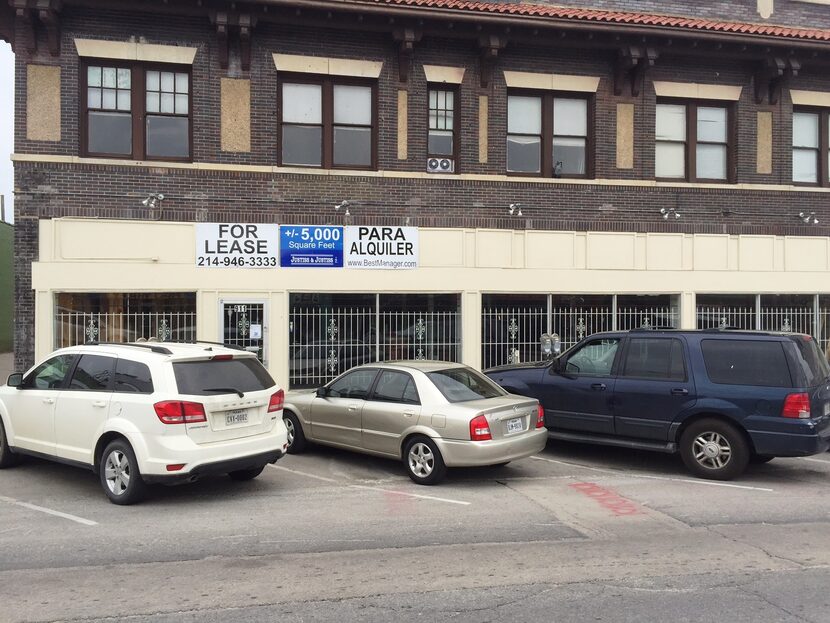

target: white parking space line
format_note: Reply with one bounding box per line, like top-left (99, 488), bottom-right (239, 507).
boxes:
top-left (270, 464), bottom-right (470, 506)
top-left (531, 456), bottom-right (775, 493)
top-left (800, 456), bottom-right (830, 464)
top-left (0, 495), bottom-right (98, 526)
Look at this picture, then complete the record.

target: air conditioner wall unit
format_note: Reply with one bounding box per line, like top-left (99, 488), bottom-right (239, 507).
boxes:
top-left (426, 157), bottom-right (455, 173)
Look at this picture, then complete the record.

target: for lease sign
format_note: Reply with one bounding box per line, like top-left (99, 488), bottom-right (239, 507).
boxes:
top-left (196, 223), bottom-right (279, 268)
top-left (343, 226), bottom-right (419, 270)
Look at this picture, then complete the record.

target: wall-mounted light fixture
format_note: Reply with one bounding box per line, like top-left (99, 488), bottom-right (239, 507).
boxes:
top-left (508, 203), bottom-right (523, 217)
top-left (335, 200), bottom-right (352, 217)
top-left (660, 207), bottom-right (680, 220)
top-left (142, 193), bottom-right (164, 209)
top-left (798, 211), bottom-right (819, 225)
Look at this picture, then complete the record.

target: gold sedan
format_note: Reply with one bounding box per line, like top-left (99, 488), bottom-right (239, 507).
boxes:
top-left (282, 361), bottom-right (548, 485)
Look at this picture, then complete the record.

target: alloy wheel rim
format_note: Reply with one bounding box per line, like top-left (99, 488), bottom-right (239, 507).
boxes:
top-left (104, 450), bottom-right (131, 495)
top-left (408, 442), bottom-right (434, 478)
top-left (692, 432), bottom-right (732, 470)
top-left (285, 418), bottom-right (295, 446)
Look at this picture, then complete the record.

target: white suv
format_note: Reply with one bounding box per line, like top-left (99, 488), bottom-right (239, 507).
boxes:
top-left (0, 342), bottom-right (288, 504)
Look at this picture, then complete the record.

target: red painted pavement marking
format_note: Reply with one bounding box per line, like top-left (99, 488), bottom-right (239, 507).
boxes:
top-left (569, 481), bottom-right (643, 516)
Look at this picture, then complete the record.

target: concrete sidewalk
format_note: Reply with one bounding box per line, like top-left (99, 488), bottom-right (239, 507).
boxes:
top-left (0, 352), bottom-right (13, 383)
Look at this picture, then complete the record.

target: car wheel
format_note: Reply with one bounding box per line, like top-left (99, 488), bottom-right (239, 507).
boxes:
top-left (283, 411), bottom-right (307, 454)
top-left (228, 466), bottom-right (265, 481)
top-left (100, 440), bottom-right (147, 505)
top-left (0, 418), bottom-right (20, 468)
top-left (680, 419), bottom-right (749, 481)
top-left (404, 436), bottom-right (447, 486)
top-left (750, 454), bottom-right (775, 464)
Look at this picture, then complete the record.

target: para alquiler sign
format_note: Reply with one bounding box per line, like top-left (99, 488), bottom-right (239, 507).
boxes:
top-left (343, 226), bottom-right (419, 270)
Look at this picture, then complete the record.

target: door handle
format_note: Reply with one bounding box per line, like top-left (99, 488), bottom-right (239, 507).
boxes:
top-left (590, 383), bottom-right (607, 391)
top-left (42, 398), bottom-right (54, 405)
top-left (348, 405), bottom-right (359, 411)
top-left (93, 401), bottom-right (107, 408)
top-left (403, 411), bottom-right (415, 418)
top-left (671, 388), bottom-right (689, 396)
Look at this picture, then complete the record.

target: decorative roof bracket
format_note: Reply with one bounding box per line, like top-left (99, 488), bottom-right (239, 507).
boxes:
top-left (754, 56), bottom-right (798, 105)
top-left (11, 0), bottom-right (60, 56)
top-left (392, 26), bottom-right (422, 83)
top-left (614, 45), bottom-right (658, 97)
top-left (210, 11), bottom-right (257, 72)
top-left (478, 33), bottom-right (507, 89)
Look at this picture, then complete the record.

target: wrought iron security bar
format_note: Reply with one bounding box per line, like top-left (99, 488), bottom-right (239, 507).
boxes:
top-left (55, 311), bottom-right (196, 348)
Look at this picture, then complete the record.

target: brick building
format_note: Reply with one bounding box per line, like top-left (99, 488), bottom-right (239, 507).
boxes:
top-left (4, 0), bottom-right (830, 388)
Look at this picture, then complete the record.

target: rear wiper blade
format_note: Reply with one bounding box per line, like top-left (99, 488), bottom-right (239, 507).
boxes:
top-left (202, 387), bottom-right (245, 398)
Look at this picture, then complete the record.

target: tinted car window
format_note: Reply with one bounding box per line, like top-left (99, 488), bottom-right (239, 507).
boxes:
top-left (68, 355), bottom-right (115, 391)
top-left (372, 371), bottom-right (420, 405)
top-left (114, 359), bottom-right (154, 394)
top-left (327, 369), bottom-right (378, 399)
top-left (622, 338), bottom-right (686, 381)
top-left (565, 338), bottom-right (620, 376)
top-left (21, 354), bottom-right (75, 390)
top-left (428, 367), bottom-right (505, 403)
top-left (174, 357), bottom-right (276, 395)
top-left (786, 336), bottom-right (830, 387)
top-left (701, 339), bottom-right (792, 387)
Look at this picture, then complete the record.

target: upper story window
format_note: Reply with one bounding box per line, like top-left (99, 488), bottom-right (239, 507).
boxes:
top-left (507, 92), bottom-right (590, 178)
top-left (792, 109), bottom-right (826, 185)
top-left (280, 77), bottom-right (376, 169)
top-left (655, 101), bottom-right (731, 182)
top-left (428, 87), bottom-right (457, 164)
top-left (83, 63), bottom-right (191, 161)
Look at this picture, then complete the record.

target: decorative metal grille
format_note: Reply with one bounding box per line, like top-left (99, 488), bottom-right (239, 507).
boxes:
top-left (223, 303), bottom-right (266, 363)
top-left (55, 311), bottom-right (196, 348)
top-left (696, 306), bottom-right (756, 330)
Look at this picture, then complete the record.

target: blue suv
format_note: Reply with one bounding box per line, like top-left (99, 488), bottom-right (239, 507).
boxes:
top-left (485, 329), bottom-right (830, 480)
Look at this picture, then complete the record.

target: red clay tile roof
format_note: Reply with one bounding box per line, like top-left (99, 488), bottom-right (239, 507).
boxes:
top-left (362, 0), bottom-right (830, 42)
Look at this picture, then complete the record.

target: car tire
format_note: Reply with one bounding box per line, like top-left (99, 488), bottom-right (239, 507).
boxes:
top-left (0, 418), bottom-right (20, 468)
top-left (283, 411), bottom-right (307, 454)
top-left (100, 439), bottom-right (147, 505)
top-left (228, 465), bottom-right (265, 481)
top-left (403, 436), bottom-right (447, 486)
top-left (679, 418), bottom-right (749, 481)
top-left (750, 454), bottom-right (775, 464)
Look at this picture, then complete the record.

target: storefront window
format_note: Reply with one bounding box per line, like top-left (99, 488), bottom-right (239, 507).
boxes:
top-left (55, 293), bottom-right (196, 348)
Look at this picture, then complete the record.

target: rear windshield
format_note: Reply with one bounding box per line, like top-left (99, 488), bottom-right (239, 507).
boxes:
top-left (786, 336), bottom-right (830, 387)
top-left (173, 358), bottom-right (276, 396)
top-left (701, 339), bottom-right (792, 388)
top-left (427, 367), bottom-right (505, 403)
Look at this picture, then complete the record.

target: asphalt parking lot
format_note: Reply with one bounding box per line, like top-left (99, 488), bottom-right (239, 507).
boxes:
top-left (3, 438), bottom-right (830, 621)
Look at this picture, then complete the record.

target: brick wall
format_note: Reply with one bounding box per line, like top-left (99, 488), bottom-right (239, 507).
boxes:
top-left (12, 4), bottom-right (830, 367)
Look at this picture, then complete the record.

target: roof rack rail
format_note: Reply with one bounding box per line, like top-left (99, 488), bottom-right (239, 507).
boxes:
top-left (702, 326), bottom-right (743, 332)
top-left (629, 326), bottom-right (679, 332)
top-left (85, 341), bottom-right (174, 355)
top-left (162, 340), bottom-right (246, 351)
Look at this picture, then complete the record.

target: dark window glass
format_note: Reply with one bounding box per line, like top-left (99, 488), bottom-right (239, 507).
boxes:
top-left (785, 336), bottom-right (830, 387)
top-left (428, 88), bottom-right (455, 157)
top-left (428, 367), bottom-right (505, 403)
top-left (282, 83), bottom-right (323, 166)
top-left (655, 101), bottom-right (729, 182)
top-left (507, 95), bottom-right (542, 173)
top-left (68, 355), bottom-right (115, 391)
top-left (701, 340), bottom-right (792, 387)
top-left (173, 358), bottom-right (275, 395)
top-left (553, 98), bottom-right (587, 176)
top-left (372, 371), bottom-right (420, 404)
top-left (565, 338), bottom-right (620, 376)
top-left (88, 112), bottom-right (133, 155)
top-left (327, 369), bottom-right (378, 399)
top-left (793, 111), bottom-right (820, 184)
top-left (86, 66), bottom-right (132, 156)
top-left (622, 338), bottom-right (685, 381)
top-left (333, 85), bottom-right (372, 167)
top-left (22, 355), bottom-right (75, 390)
top-left (114, 359), bottom-right (154, 394)
top-left (146, 116), bottom-right (189, 158)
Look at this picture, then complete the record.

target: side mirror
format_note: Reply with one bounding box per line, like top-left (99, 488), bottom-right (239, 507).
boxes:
top-left (315, 386), bottom-right (329, 398)
top-left (7, 373), bottom-right (23, 388)
top-left (548, 358), bottom-right (561, 375)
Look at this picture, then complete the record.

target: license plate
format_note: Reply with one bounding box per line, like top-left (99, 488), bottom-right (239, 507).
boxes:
top-left (506, 417), bottom-right (523, 434)
top-left (225, 409), bottom-right (248, 426)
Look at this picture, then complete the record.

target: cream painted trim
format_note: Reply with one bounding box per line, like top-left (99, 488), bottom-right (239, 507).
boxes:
top-left (653, 81), bottom-right (742, 101)
top-left (15, 152), bottom-right (830, 194)
top-left (74, 38), bottom-right (198, 64)
top-left (397, 90), bottom-right (408, 160)
top-left (757, 0), bottom-right (774, 18)
top-left (791, 89), bottom-right (830, 107)
top-left (503, 70), bottom-right (600, 93)
top-left (423, 65), bottom-right (465, 84)
top-left (272, 53), bottom-right (383, 78)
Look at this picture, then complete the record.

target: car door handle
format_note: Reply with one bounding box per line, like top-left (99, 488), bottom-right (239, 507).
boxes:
top-left (590, 383), bottom-right (606, 391)
top-left (403, 411), bottom-right (415, 418)
top-left (671, 388), bottom-right (689, 396)
top-left (93, 401), bottom-right (108, 408)
top-left (348, 404), bottom-right (359, 411)
top-left (42, 398), bottom-right (55, 405)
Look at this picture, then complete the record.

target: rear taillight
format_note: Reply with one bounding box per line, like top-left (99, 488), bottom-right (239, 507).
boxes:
top-left (782, 393), bottom-right (811, 419)
top-left (154, 400), bottom-right (207, 424)
top-left (211, 354), bottom-right (234, 361)
top-left (536, 404), bottom-right (545, 428)
top-left (268, 389), bottom-right (285, 413)
top-left (470, 414), bottom-right (492, 441)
